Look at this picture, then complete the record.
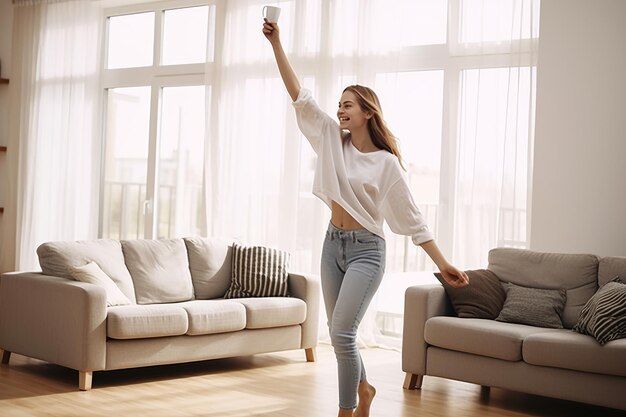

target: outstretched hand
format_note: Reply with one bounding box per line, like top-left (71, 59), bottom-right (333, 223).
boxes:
top-left (438, 264), bottom-right (470, 288)
top-left (262, 18), bottom-right (280, 44)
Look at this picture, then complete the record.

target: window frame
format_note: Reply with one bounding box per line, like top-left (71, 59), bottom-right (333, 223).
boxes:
top-left (100, 0), bottom-right (219, 239)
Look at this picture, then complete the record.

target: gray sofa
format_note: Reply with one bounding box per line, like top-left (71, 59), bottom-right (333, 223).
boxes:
top-left (402, 248), bottom-right (626, 410)
top-left (0, 237), bottom-right (320, 390)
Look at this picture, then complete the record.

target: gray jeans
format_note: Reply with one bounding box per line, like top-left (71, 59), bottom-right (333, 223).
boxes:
top-left (320, 222), bottom-right (386, 409)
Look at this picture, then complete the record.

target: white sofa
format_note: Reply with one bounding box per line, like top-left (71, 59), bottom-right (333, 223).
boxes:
top-left (0, 237), bottom-right (320, 390)
top-left (402, 248), bottom-right (626, 411)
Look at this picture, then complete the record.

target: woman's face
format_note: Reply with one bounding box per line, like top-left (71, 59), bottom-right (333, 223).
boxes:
top-left (337, 90), bottom-right (371, 131)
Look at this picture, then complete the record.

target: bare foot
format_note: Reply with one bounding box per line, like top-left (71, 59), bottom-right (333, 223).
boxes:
top-left (354, 380), bottom-right (376, 417)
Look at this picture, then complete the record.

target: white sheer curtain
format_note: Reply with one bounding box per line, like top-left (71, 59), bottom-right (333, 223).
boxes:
top-left (452, 0), bottom-right (539, 268)
top-left (0, 0), bottom-right (102, 272)
top-left (204, 0), bottom-right (330, 270)
top-left (203, 0), bottom-right (539, 348)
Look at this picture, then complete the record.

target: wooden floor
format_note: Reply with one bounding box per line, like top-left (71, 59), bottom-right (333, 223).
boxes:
top-left (0, 345), bottom-right (624, 417)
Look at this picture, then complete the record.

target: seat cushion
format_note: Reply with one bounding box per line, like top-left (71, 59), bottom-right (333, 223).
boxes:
top-left (425, 316), bottom-right (559, 361)
top-left (488, 248), bottom-right (599, 328)
top-left (122, 238), bottom-right (194, 304)
top-left (232, 297), bottom-right (306, 329)
top-left (184, 237), bottom-right (233, 299)
top-left (107, 304), bottom-right (188, 339)
top-left (37, 239), bottom-right (136, 303)
top-left (177, 300), bottom-right (246, 335)
top-left (523, 330), bottom-right (626, 377)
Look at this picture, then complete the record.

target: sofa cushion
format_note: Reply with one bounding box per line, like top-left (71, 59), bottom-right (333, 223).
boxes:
top-left (233, 297), bottom-right (306, 329)
top-left (107, 304), bottom-right (188, 339)
top-left (424, 316), bottom-right (559, 361)
top-left (598, 256), bottom-right (626, 286)
top-left (122, 239), bottom-right (194, 304)
top-left (37, 239), bottom-right (136, 303)
top-left (68, 261), bottom-right (132, 307)
top-left (573, 279), bottom-right (626, 344)
top-left (523, 330), bottom-right (626, 377)
top-left (495, 283), bottom-right (567, 328)
top-left (183, 237), bottom-right (233, 299)
top-left (177, 300), bottom-right (246, 335)
top-left (434, 269), bottom-right (506, 319)
top-left (225, 244), bottom-right (290, 298)
top-left (488, 248), bottom-right (598, 328)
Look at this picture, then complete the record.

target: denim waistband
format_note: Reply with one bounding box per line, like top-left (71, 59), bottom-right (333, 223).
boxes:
top-left (326, 222), bottom-right (381, 242)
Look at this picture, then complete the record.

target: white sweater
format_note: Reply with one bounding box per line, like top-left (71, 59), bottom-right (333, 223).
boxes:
top-left (292, 88), bottom-right (434, 245)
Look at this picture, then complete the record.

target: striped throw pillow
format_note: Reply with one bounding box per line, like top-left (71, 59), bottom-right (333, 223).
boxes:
top-left (224, 244), bottom-right (290, 298)
top-left (573, 277), bottom-right (626, 345)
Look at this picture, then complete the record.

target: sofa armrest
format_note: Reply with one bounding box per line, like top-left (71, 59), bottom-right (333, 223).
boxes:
top-left (288, 272), bottom-right (320, 349)
top-left (402, 284), bottom-right (453, 377)
top-left (0, 272), bottom-right (107, 372)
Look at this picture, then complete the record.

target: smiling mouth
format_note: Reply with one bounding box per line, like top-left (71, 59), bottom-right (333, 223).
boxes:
top-left (339, 117), bottom-right (350, 122)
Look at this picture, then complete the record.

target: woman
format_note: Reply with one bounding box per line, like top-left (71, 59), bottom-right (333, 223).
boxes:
top-left (263, 19), bottom-right (469, 417)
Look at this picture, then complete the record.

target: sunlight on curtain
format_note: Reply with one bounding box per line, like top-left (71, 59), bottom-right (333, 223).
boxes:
top-left (1, 1), bottom-right (102, 271)
top-left (454, 0), bottom-right (539, 268)
top-left (202, 0), bottom-right (538, 348)
top-left (455, 67), bottom-right (536, 267)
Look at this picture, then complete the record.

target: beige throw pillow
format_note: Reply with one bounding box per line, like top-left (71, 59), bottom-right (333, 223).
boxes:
top-left (68, 261), bottom-right (132, 307)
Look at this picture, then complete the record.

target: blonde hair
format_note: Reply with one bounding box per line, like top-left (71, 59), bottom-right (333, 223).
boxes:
top-left (342, 85), bottom-right (406, 170)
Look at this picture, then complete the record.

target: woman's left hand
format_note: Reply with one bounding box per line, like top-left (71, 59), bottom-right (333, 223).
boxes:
top-left (439, 264), bottom-right (470, 288)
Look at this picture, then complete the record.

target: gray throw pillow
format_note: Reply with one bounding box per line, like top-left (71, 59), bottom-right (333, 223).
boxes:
top-left (434, 269), bottom-right (506, 319)
top-left (496, 283), bottom-right (567, 328)
top-left (224, 244), bottom-right (290, 298)
top-left (573, 277), bottom-right (626, 345)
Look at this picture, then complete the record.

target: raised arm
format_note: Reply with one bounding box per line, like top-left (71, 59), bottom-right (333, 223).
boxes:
top-left (263, 19), bottom-right (301, 101)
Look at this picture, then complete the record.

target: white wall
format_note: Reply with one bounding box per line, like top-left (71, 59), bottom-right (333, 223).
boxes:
top-left (530, 0), bottom-right (626, 256)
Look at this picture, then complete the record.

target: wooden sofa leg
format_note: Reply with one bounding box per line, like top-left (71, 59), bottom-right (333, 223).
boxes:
top-left (305, 347), bottom-right (317, 362)
top-left (403, 372), bottom-right (423, 390)
top-left (79, 371), bottom-right (93, 391)
top-left (1, 349), bottom-right (11, 365)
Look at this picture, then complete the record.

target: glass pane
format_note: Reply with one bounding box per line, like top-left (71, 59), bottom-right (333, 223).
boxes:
top-left (162, 6), bottom-right (210, 65)
top-left (460, 0), bottom-right (540, 43)
top-left (102, 87), bottom-right (151, 239)
top-left (157, 86), bottom-right (207, 238)
top-left (107, 12), bottom-right (155, 69)
top-left (375, 70), bottom-right (444, 272)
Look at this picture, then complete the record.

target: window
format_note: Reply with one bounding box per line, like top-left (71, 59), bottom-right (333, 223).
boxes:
top-left (101, 2), bottom-right (215, 240)
top-left (101, 0), bottom-right (538, 274)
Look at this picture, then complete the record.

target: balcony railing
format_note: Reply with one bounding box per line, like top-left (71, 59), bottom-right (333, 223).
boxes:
top-left (102, 181), bottom-right (202, 240)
